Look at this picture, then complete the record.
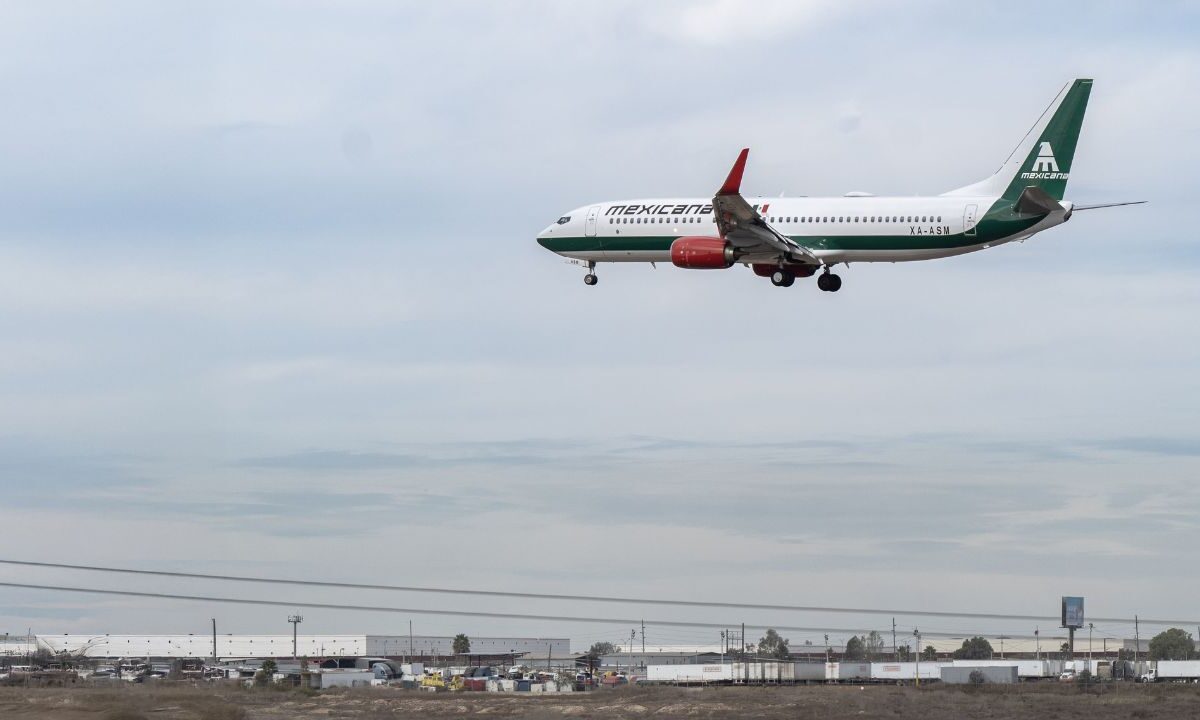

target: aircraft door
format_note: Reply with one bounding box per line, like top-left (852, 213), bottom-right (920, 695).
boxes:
top-left (584, 205), bottom-right (600, 237)
top-left (964, 204), bottom-right (978, 237)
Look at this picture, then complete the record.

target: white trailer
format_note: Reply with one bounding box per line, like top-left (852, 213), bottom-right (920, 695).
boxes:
top-left (731, 661), bottom-right (796, 683)
top-left (827, 662), bottom-right (871, 682)
top-left (949, 659), bottom-right (1057, 679)
top-left (1143, 661), bottom-right (1200, 682)
top-left (646, 664), bottom-right (732, 684)
top-left (793, 663), bottom-right (826, 682)
top-left (870, 662), bottom-right (941, 682)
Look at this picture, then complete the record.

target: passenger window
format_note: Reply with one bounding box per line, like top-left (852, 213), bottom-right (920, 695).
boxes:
top-left (938, 216), bottom-right (942, 222)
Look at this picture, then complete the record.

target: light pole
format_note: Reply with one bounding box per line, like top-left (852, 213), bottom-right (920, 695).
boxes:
top-left (288, 615), bottom-right (304, 660)
top-left (1035, 628), bottom-right (1040, 661)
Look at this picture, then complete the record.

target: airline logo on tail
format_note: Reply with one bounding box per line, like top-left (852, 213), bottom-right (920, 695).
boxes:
top-left (1022, 142), bottom-right (1068, 180)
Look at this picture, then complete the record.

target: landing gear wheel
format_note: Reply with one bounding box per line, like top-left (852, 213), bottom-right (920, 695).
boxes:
top-left (583, 273), bottom-right (598, 286)
top-left (771, 270), bottom-right (795, 287)
top-left (817, 273), bottom-right (842, 292)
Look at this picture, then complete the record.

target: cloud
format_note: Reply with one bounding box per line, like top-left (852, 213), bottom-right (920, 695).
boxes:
top-left (645, 0), bottom-right (839, 46)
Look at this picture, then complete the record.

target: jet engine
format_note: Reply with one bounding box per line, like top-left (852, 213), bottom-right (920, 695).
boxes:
top-left (670, 236), bottom-right (735, 269)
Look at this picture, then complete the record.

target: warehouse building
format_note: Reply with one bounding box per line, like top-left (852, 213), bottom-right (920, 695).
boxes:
top-left (25, 634), bottom-right (568, 660)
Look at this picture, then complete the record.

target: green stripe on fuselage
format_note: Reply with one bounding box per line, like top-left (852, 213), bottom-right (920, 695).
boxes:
top-left (538, 204), bottom-right (1039, 255)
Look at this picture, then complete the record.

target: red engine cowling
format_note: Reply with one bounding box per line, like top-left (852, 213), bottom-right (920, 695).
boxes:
top-left (671, 236), bottom-right (735, 269)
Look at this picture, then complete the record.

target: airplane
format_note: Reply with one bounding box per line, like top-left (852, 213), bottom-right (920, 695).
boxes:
top-left (536, 79), bottom-right (1142, 290)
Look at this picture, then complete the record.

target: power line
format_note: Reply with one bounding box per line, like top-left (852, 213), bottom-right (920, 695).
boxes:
top-left (0, 580), bottom-right (1057, 640)
top-left (1, 558), bottom-right (1184, 625)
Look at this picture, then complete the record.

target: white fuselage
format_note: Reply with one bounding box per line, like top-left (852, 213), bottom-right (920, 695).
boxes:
top-left (537, 194), bottom-right (1070, 266)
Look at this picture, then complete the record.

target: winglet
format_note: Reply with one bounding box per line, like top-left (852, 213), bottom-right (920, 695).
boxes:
top-left (718, 148), bottom-right (750, 196)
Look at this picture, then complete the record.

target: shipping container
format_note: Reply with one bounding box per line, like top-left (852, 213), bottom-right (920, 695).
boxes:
top-left (940, 666), bottom-right (1018, 684)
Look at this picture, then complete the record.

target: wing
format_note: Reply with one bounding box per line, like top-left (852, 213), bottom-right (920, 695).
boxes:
top-left (1071, 200), bottom-right (1147, 211)
top-left (712, 149), bottom-right (820, 265)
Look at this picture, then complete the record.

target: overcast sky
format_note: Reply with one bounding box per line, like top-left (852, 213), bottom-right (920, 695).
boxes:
top-left (1, 1), bottom-right (1199, 652)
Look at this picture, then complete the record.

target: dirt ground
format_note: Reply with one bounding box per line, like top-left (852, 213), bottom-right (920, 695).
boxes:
top-left (1, 682), bottom-right (1198, 720)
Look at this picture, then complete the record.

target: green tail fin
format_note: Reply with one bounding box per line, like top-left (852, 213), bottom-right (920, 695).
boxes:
top-left (943, 79), bottom-right (1092, 203)
top-left (1002, 79), bottom-right (1091, 202)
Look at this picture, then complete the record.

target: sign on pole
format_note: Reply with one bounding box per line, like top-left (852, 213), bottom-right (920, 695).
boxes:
top-left (1061, 597), bottom-right (1085, 628)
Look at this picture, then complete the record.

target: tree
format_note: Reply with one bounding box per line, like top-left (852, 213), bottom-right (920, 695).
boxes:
top-left (864, 631), bottom-right (885, 661)
top-left (922, 645), bottom-right (937, 661)
top-left (757, 629), bottom-right (790, 660)
top-left (896, 644), bottom-right (912, 661)
top-left (586, 641), bottom-right (616, 661)
top-left (1149, 628), bottom-right (1195, 660)
top-left (255, 659), bottom-right (277, 685)
top-left (844, 636), bottom-right (866, 661)
top-left (452, 634), bottom-right (471, 655)
top-left (952, 637), bottom-right (994, 660)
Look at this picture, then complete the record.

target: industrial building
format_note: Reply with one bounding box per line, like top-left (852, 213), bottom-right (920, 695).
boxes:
top-left (3, 634), bottom-right (568, 661)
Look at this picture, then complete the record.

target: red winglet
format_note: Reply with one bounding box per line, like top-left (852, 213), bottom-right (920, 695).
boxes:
top-left (718, 148), bottom-right (749, 195)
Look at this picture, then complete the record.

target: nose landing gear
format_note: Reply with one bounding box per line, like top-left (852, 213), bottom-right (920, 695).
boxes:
top-left (582, 261), bottom-right (598, 286)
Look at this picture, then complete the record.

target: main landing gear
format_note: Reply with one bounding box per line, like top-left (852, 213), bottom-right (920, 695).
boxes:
top-left (817, 271), bottom-right (842, 292)
top-left (582, 261), bottom-right (598, 286)
top-left (770, 269), bottom-right (795, 287)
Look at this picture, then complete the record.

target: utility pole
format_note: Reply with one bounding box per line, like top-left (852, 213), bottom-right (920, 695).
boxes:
top-left (1134, 616), bottom-right (1140, 666)
top-left (211, 619), bottom-right (217, 664)
top-left (824, 634), bottom-right (830, 663)
top-left (999, 636), bottom-right (1007, 659)
top-left (721, 630), bottom-right (726, 664)
top-left (1088, 623), bottom-right (1094, 668)
top-left (641, 620), bottom-right (645, 655)
top-left (913, 628), bottom-right (921, 688)
top-left (892, 618), bottom-right (897, 660)
top-left (628, 628), bottom-right (638, 676)
top-left (288, 615), bottom-right (303, 660)
top-left (1035, 628), bottom-right (1040, 660)
top-left (409, 621), bottom-right (413, 662)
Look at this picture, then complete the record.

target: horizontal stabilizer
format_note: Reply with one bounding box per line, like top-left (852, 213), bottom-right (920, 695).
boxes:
top-left (1072, 200), bottom-right (1147, 211)
top-left (1015, 186), bottom-right (1062, 215)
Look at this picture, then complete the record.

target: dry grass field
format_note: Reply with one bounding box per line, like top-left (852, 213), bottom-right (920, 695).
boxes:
top-left (1, 682), bottom-right (1197, 720)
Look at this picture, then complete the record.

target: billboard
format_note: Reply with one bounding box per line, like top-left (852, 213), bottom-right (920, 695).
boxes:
top-left (1061, 596), bottom-right (1085, 628)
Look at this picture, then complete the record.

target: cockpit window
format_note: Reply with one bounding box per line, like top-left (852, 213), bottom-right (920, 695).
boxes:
top-left (556, 216), bottom-right (570, 225)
